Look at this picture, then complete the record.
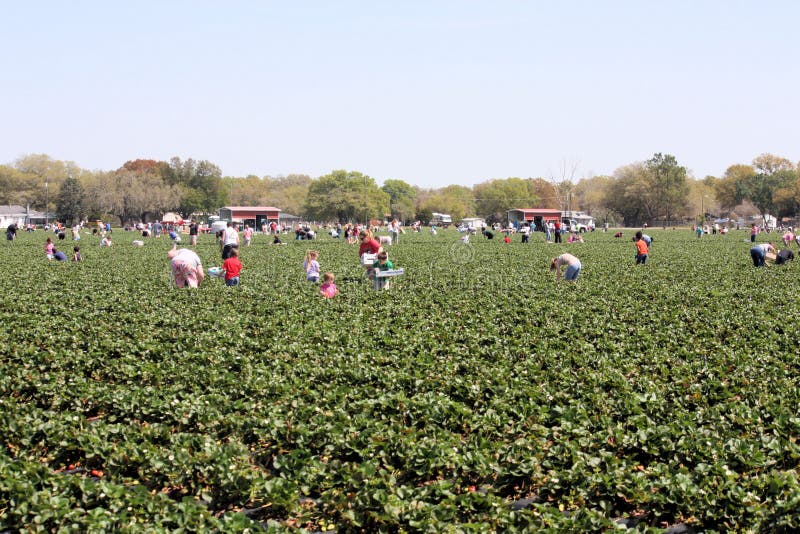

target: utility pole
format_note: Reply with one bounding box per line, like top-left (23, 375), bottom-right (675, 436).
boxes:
top-left (701, 194), bottom-right (708, 223)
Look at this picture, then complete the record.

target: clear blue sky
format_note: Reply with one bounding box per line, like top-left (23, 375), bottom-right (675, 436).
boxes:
top-left (2, 1), bottom-right (798, 188)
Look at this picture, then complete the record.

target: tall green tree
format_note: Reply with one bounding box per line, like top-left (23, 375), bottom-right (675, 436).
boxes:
top-left (774, 171), bottom-right (800, 218)
top-left (82, 171), bottom-right (118, 220)
top-left (0, 165), bottom-right (33, 206)
top-left (269, 174), bottom-right (312, 215)
top-left (163, 157), bottom-right (226, 216)
top-left (15, 154), bottom-right (73, 187)
top-left (603, 163), bottom-right (649, 226)
top-left (644, 153), bottom-right (689, 224)
top-left (573, 175), bottom-right (614, 215)
top-left (689, 177), bottom-right (718, 222)
top-left (56, 176), bottom-right (85, 225)
top-left (714, 164), bottom-right (754, 212)
top-left (417, 185), bottom-right (474, 222)
top-left (752, 153), bottom-right (794, 175)
top-left (83, 168), bottom-right (180, 225)
top-left (530, 178), bottom-right (559, 210)
top-left (13, 154), bottom-right (80, 213)
top-left (191, 160), bottom-right (226, 213)
top-left (224, 175), bottom-right (266, 207)
top-left (415, 207), bottom-right (433, 225)
top-left (737, 170), bottom-right (795, 224)
top-left (381, 179), bottom-right (417, 222)
top-left (473, 178), bottom-right (540, 222)
top-left (722, 155), bottom-right (798, 223)
top-left (304, 170), bottom-right (389, 222)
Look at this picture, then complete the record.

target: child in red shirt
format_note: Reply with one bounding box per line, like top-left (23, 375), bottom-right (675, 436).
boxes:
top-left (222, 248), bottom-right (243, 286)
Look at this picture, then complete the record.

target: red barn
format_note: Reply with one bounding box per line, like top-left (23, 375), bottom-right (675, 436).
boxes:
top-left (218, 206), bottom-right (281, 229)
top-left (506, 208), bottom-right (561, 231)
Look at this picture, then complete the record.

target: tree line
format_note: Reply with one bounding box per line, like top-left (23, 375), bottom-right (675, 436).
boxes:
top-left (1, 152), bottom-right (797, 226)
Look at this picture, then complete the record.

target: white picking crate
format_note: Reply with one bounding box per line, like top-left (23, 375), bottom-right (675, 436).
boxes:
top-left (375, 268), bottom-right (404, 278)
top-left (361, 253), bottom-right (378, 266)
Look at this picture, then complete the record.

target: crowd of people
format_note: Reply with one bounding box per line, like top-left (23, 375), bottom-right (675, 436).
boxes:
top-left (22, 214), bottom-right (800, 294)
top-left (161, 223), bottom-right (401, 293)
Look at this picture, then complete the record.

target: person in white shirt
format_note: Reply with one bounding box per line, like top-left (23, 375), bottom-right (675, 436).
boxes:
top-left (550, 253), bottom-right (581, 281)
top-left (222, 222), bottom-right (240, 260)
top-left (520, 224), bottom-right (531, 243)
top-left (389, 219), bottom-right (401, 245)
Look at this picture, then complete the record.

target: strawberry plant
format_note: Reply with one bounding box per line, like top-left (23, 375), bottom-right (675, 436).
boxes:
top-left (1, 228), bottom-right (800, 531)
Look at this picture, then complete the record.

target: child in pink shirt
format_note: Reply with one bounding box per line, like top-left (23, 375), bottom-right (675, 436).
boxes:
top-left (319, 272), bottom-right (338, 298)
top-left (782, 228), bottom-right (795, 247)
top-left (44, 237), bottom-right (55, 259)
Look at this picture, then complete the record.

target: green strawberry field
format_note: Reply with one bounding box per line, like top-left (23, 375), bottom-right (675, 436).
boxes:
top-left (2, 227), bottom-right (800, 532)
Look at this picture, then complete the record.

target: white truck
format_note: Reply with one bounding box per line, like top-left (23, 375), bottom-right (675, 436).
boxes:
top-left (431, 213), bottom-right (452, 228)
top-left (460, 217), bottom-right (485, 229)
top-left (561, 211), bottom-right (594, 233)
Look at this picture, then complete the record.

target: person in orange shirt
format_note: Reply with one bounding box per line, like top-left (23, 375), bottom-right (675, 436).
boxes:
top-left (634, 231), bottom-right (648, 265)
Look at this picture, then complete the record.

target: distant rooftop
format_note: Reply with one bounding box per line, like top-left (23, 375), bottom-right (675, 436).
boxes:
top-left (0, 205), bottom-right (27, 215)
top-left (223, 206), bottom-right (281, 211)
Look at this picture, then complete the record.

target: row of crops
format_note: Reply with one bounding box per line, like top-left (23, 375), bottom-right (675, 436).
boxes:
top-left (2, 228), bottom-right (800, 532)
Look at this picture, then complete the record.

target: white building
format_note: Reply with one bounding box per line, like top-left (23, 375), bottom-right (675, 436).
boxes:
top-left (0, 205), bottom-right (49, 228)
top-left (755, 214), bottom-right (777, 229)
